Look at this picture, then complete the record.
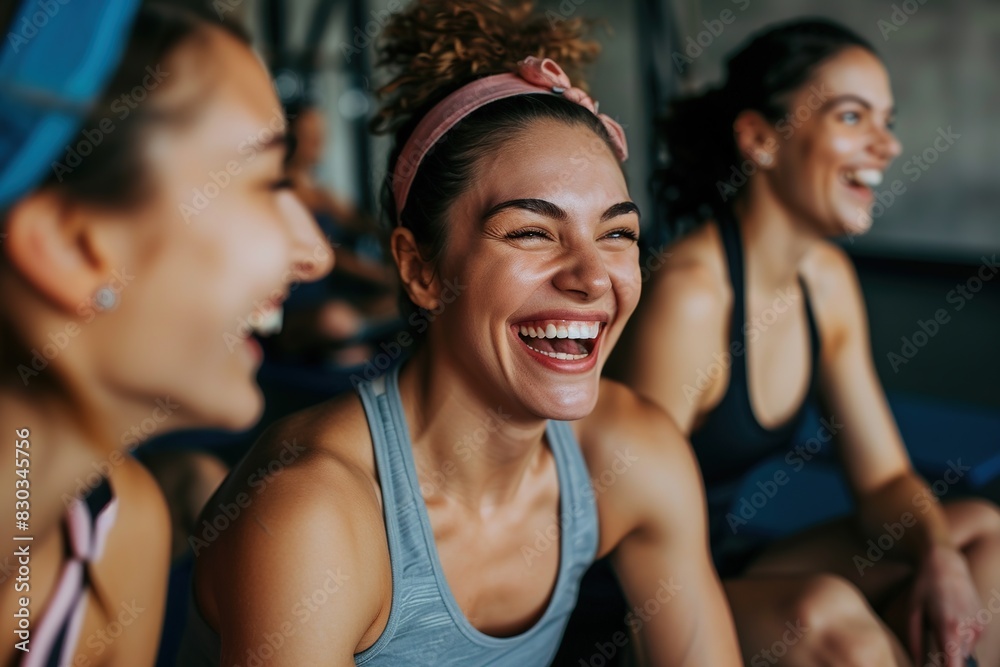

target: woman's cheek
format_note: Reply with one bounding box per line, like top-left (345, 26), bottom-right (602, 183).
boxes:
top-left (829, 134), bottom-right (857, 156)
top-left (609, 261), bottom-right (642, 317)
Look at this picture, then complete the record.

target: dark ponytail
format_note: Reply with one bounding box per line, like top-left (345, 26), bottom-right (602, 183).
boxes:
top-left (653, 18), bottom-right (876, 238)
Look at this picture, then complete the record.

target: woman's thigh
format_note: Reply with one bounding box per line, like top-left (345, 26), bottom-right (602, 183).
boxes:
top-left (742, 515), bottom-right (913, 605)
top-left (724, 574), bottom-right (910, 666)
top-left (743, 499), bottom-right (1000, 602)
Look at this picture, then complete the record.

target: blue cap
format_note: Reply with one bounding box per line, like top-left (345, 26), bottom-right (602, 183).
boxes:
top-left (0, 0), bottom-right (143, 208)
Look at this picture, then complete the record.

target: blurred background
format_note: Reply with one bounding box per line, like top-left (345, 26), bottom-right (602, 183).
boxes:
top-left (221, 0), bottom-right (1000, 407)
top-left (146, 0), bottom-right (999, 664)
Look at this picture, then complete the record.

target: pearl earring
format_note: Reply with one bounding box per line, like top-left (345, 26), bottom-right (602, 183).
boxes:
top-left (757, 152), bottom-right (774, 167)
top-left (93, 286), bottom-right (118, 311)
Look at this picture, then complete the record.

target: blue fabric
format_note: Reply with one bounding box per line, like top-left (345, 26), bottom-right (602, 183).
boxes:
top-left (0, 0), bottom-right (142, 207)
top-left (353, 366), bottom-right (599, 666)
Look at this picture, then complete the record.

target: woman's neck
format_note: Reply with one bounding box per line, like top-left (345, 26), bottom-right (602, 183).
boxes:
top-left (0, 387), bottom-right (111, 542)
top-left (398, 349), bottom-right (550, 516)
top-left (733, 181), bottom-right (821, 291)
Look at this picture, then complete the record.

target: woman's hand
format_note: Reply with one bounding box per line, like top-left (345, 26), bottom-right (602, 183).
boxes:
top-left (909, 543), bottom-right (983, 667)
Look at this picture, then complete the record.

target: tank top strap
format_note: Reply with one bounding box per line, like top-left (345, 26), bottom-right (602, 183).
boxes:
top-left (354, 366), bottom-right (599, 664)
top-left (543, 420), bottom-right (599, 563)
top-left (716, 211), bottom-right (748, 382)
top-left (24, 479), bottom-right (117, 667)
top-left (798, 274), bottom-right (822, 371)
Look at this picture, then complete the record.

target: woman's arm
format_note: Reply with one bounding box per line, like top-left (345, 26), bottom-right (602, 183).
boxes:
top-left (808, 243), bottom-right (982, 661)
top-left (586, 385), bottom-right (742, 666)
top-left (203, 446), bottom-right (388, 667)
top-left (97, 456), bottom-right (171, 667)
top-left (619, 253), bottom-right (728, 434)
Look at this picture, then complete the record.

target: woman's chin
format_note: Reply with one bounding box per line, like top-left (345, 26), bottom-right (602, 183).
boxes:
top-left (210, 385), bottom-right (264, 433)
top-left (835, 208), bottom-right (874, 238)
top-left (529, 388), bottom-right (598, 423)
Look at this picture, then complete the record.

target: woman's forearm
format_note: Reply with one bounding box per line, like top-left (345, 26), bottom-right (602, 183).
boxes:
top-left (856, 471), bottom-right (954, 566)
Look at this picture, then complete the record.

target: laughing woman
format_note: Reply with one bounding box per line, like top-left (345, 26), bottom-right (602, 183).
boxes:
top-left (617, 19), bottom-right (1000, 667)
top-left (0, 3), bottom-right (331, 665)
top-left (179, 1), bottom-right (740, 665)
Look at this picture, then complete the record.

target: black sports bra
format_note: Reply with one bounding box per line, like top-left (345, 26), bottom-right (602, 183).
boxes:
top-left (689, 212), bottom-right (822, 489)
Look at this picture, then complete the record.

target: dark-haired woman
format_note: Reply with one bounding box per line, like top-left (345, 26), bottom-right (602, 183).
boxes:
top-left (0, 2), bottom-right (331, 664)
top-left (617, 18), bottom-right (1000, 667)
top-left (179, 1), bottom-right (740, 665)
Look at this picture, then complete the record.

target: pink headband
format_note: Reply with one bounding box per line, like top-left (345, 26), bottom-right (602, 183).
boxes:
top-left (391, 56), bottom-right (629, 225)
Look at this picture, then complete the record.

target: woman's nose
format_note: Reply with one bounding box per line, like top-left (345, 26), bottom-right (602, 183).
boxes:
top-left (551, 240), bottom-right (611, 301)
top-left (280, 191), bottom-right (335, 283)
top-left (876, 125), bottom-right (903, 162)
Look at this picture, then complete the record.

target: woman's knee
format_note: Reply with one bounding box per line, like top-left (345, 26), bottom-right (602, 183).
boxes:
top-left (946, 498), bottom-right (1000, 547)
top-left (783, 574), bottom-right (895, 666)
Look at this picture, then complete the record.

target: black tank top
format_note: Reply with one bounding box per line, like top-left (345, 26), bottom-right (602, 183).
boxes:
top-left (690, 212), bottom-right (821, 548)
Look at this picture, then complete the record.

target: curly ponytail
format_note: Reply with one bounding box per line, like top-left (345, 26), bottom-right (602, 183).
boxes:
top-left (371, 0), bottom-right (623, 322)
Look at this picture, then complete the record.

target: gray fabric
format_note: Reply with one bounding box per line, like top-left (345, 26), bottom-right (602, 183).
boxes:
top-left (177, 364), bottom-right (599, 666)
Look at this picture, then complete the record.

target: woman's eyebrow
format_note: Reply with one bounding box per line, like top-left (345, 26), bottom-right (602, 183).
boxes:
top-left (481, 198), bottom-right (567, 223)
top-left (602, 201), bottom-right (640, 221)
top-left (822, 94), bottom-right (896, 119)
top-left (481, 198), bottom-right (640, 223)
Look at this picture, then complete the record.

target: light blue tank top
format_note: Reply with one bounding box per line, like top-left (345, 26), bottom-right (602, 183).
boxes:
top-left (176, 365), bottom-right (600, 666)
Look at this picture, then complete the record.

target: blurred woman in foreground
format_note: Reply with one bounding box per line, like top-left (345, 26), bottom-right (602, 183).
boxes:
top-left (0, 2), bottom-right (331, 664)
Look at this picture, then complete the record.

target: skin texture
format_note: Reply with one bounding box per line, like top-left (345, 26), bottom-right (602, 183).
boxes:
top-left (193, 119), bottom-right (742, 666)
top-left (618, 46), bottom-right (1000, 666)
top-left (0, 25), bottom-right (331, 666)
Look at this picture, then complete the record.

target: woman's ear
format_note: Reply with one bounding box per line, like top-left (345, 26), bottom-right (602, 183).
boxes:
top-left (733, 109), bottom-right (779, 169)
top-left (390, 226), bottom-right (441, 310)
top-left (3, 191), bottom-right (112, 313)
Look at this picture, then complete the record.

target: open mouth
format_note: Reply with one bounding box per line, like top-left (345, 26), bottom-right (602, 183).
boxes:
top-left (247, 303), bottom-right (284, 337)
top-left (840, 167), bottom-right (883, 195)
top-left (514, 319), bottom-right (602, 361)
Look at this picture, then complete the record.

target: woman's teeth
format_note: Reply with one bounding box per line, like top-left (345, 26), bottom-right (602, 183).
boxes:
top-left (249, 306), bottom-right (283, 336)
top-left (844, 168), bottom-right (884, 188)
top-left (518, 322), bottom-right (600, 340)
top-left (517, 320), bottom-right (600, 360)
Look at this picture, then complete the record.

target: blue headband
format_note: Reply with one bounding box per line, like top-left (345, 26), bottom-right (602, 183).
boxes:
top-left (0, 0), bottom-right (143, 209)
